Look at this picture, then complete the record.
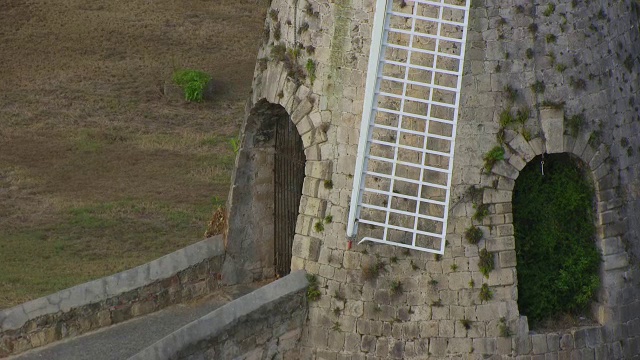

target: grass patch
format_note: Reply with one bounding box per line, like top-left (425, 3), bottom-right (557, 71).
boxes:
top-left (172, 69), bottom-right (211, 102)
top-left (513, 153), bottom-right (601, 326)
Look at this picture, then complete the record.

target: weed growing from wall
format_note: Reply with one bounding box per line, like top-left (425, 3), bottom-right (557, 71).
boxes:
top-left (513, 153), bottom-right (601, 326)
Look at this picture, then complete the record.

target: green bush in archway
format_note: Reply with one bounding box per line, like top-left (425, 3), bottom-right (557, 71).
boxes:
top-left (513, 153), bottom-right (601, 325)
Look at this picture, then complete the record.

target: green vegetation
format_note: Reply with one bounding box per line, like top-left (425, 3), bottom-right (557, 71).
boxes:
top-left (499, 317), bottom-right (512, 337)
top-left (473, 203), bottom-right (490, 222)
top-left (306, 59), bottom-right (317, 84)
top-left (545, 34), bottom-right (557, 43)
top-left (461, 319), bottom-right (472, 330)
top-left (483, 146), bottom-right (505, 172)
top-left (543, 4), bottom-right (556, 16)
top-left (531, 80), bottom-right (546, 94)
top-left (362, 257), bottom-right (387, 280)
top-left (513, 153), bottom-right (601, 326)
top-left (525, 48), bottom-right (534, 59)
top-left (479, 283), bottom-right (493, 302)
top-left (565, 113), bottom-right (585, 136)
top-left (465, 225), bottom-right (483, 244)
top-left (478, 248), bottom-right (495, 277)
top-left (306, 274), bottom-right (321, 301)
top-left (172, 69), bottom-right (211, 102)
top-left (390, 280), bottom-right (403, 295)
top-left (314, 221), bottom-right (324, 232)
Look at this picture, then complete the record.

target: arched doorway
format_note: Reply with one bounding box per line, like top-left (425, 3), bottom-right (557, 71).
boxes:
top-left (225, 100), bottom-right (306, 282)
top-left (274, 109), bottom-right (305, 276)
top-left (513, 153), bottom-right (601, 327)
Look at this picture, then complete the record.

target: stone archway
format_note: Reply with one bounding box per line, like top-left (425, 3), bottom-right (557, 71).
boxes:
top-left (223, 99), bottom-right (306, 282)
top-left (512, 152), bottom-right (601, 326)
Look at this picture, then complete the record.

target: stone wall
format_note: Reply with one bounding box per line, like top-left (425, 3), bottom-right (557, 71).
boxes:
top-left (234, 0), bottom-right (640, 358)
top-left (129, 270), bottom-right (308, 360)
top-left (0, 236), bottom-right (226, 358)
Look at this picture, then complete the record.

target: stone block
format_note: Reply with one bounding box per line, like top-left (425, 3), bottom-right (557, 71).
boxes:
top-left (509, 134), bottom-right (536, 162)
top-left (291, 235), bottom-right (322, 261)
top-left (547, 333), bottom-right (560, 352)
top-left (603, 253), bottom-right (629, 271)
top-left (483, 189), bottom-right (513, 204)
top-left (532, 334), bottom-right (548, 354)
top-left (493, 160), bottom-right (519, 179)
top-left (540, 108), bottom-right (564, 154)
top-left (529, 137), bottom-right (546, 156)
top-left (499, 250), bottom-right (517, 268)
top-left (429, 338), bottom-right (447, 356)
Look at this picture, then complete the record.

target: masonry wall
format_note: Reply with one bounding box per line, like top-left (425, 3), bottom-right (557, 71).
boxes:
top-left (233, 0), bottom-right (640, 358)
top-left (129, 270), bottom-right (308, 360)
top-left (0, 236), bottom-right (225, 358)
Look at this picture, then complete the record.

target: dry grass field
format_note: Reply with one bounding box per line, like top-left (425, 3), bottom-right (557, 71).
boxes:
top-left (0, 0), bottom-right (268, 308)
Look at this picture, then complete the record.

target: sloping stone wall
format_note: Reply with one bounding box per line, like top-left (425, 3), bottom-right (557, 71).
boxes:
top-left (230, 0), bottom-right (640, 358)
top-left (0, 236), bottom-right (226, 358)
top-left (129, 270), bottom-right (308, 360)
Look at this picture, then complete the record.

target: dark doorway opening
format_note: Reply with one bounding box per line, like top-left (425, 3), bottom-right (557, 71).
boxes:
top-left (274, 112), bottom-right (305, 277)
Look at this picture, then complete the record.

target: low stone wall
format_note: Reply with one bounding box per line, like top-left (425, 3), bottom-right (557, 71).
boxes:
top-left (130, 270), bottom-right (308, 360)
top-left (0, 236), bottom-right (226, 358)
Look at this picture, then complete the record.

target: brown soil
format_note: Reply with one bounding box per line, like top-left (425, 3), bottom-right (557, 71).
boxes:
top-left (0, 0), bottom-right (268, 308)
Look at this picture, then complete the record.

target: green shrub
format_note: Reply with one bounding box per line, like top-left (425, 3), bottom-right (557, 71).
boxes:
top-left (513, 153), bottom-right (601, 326)
top-left (478, 248), bottom-right (494, 277)
top-left (172, 69), bottom-right (211, 102)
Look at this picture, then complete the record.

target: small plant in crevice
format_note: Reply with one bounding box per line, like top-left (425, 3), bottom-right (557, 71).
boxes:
top-left (478, 248), bottom-right (495, 278)
top-left (483, 146), bottom-right (505, 172)
top-left (528, 23), bottom-right (538, 35)
top-left (494, 63), bottom-right (502, 73)
top-left (306, 45), bottom-right (316, 55)
top-left (324, 215), bottom-right (333, 224)
top-left (545, 34), bottom-right (557, 43)
top-left (503, 85), bottom-right (517, 103)
top-left (390, 280), bottom-right (403, 295)
top-left (555, 63), bottom-right (567, 72)
top-left (431, 299), bottom-right (443, 307)
top-left (565, 113), bottom-right (584, 137)
top-left (499, 317), bottom-right (512, 337)
top-left (434, 253), bottom-right (442, 262)
top-left (479, 283), bottom-right (493, 302)
top-left (461, 318), bottom-right (472, 330)
top-left (334, 290), bottom-right (346, 302)
top-left (314, 221), bottom-right (324, 232)
top-left (269, 9), bottom-right (279, 21)
top-left (543, 3), bottom-right (555, 16)
top-left (429, 278), bottom-right (438, 286)
top-left (323, 179), bottom-right (333, 189)
top-left (297, 22), bottom-right (309, 35)
top-left (465, 225), bottom-right (483, 245)
top-left (531, 80), bottom-right (545, 94)
top-left (588, 129), bottom-right (603, 149)
top-left (541, 100), bottom-right (565, 109)
top-left (525, 48), bottom-right (534, 59)
top-left (362, 257), bottom-right (387, 280)
top-left (469, 279), bottom-right (475, 288)
top-left (332, 321), bottom-right (341, 331)
top-left (569, 77), bottom-right (587, 91)
top-left (390, 256), bottom-right (398, 264)
top-left (450, 264), bottom-right (459, 272)
top-left (333, 306), bottom-right (341, 316)
top-left (410, 260), bottom-right (419, 271)
top-left (472, 204), bottom-right (489, 222)
top-left (306, 274), bottom-right (321, 301)
top-left (273, 22), bottom-right (282, 41)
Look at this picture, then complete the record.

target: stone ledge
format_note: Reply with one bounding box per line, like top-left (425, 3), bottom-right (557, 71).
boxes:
top-left (129, 270), bottom-right (308, 360)
top-left (0, 236), bottom-right (225, 357)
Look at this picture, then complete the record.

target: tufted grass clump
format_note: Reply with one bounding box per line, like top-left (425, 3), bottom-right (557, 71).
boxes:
top-left (362, 257), bottom-right (386, 281)
top-left (483, 146), bottom-right (505, 172)
top-left (478, 248), bottom-right (495, 277)
top-left (465, 225), bottom-right (483, 244)
top-left (306, 274), bottom-right (321, 301)
top-left (172, 69), bottom-right (211, 102)
top-left (479, 283), bottom-right (493, 302)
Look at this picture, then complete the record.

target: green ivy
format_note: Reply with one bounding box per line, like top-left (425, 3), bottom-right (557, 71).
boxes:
top-left (513, 153), bottom-right (601, 325)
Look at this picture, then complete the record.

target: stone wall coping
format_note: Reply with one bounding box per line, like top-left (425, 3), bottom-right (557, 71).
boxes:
top-left (0, 236), bottom-right (225, 332)
top-left (128, 270), bottom-right (308, 360)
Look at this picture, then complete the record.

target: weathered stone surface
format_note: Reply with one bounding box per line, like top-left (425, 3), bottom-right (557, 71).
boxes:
top-left (540, 108), bottom-right (564, 154)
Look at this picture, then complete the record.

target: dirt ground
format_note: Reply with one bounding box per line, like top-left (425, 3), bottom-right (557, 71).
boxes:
top-left (0, 0), bottom-right (268, 308)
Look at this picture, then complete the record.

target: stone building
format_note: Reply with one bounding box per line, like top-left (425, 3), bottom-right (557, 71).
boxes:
top-left (223, 0), bottom-right (640, 358)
